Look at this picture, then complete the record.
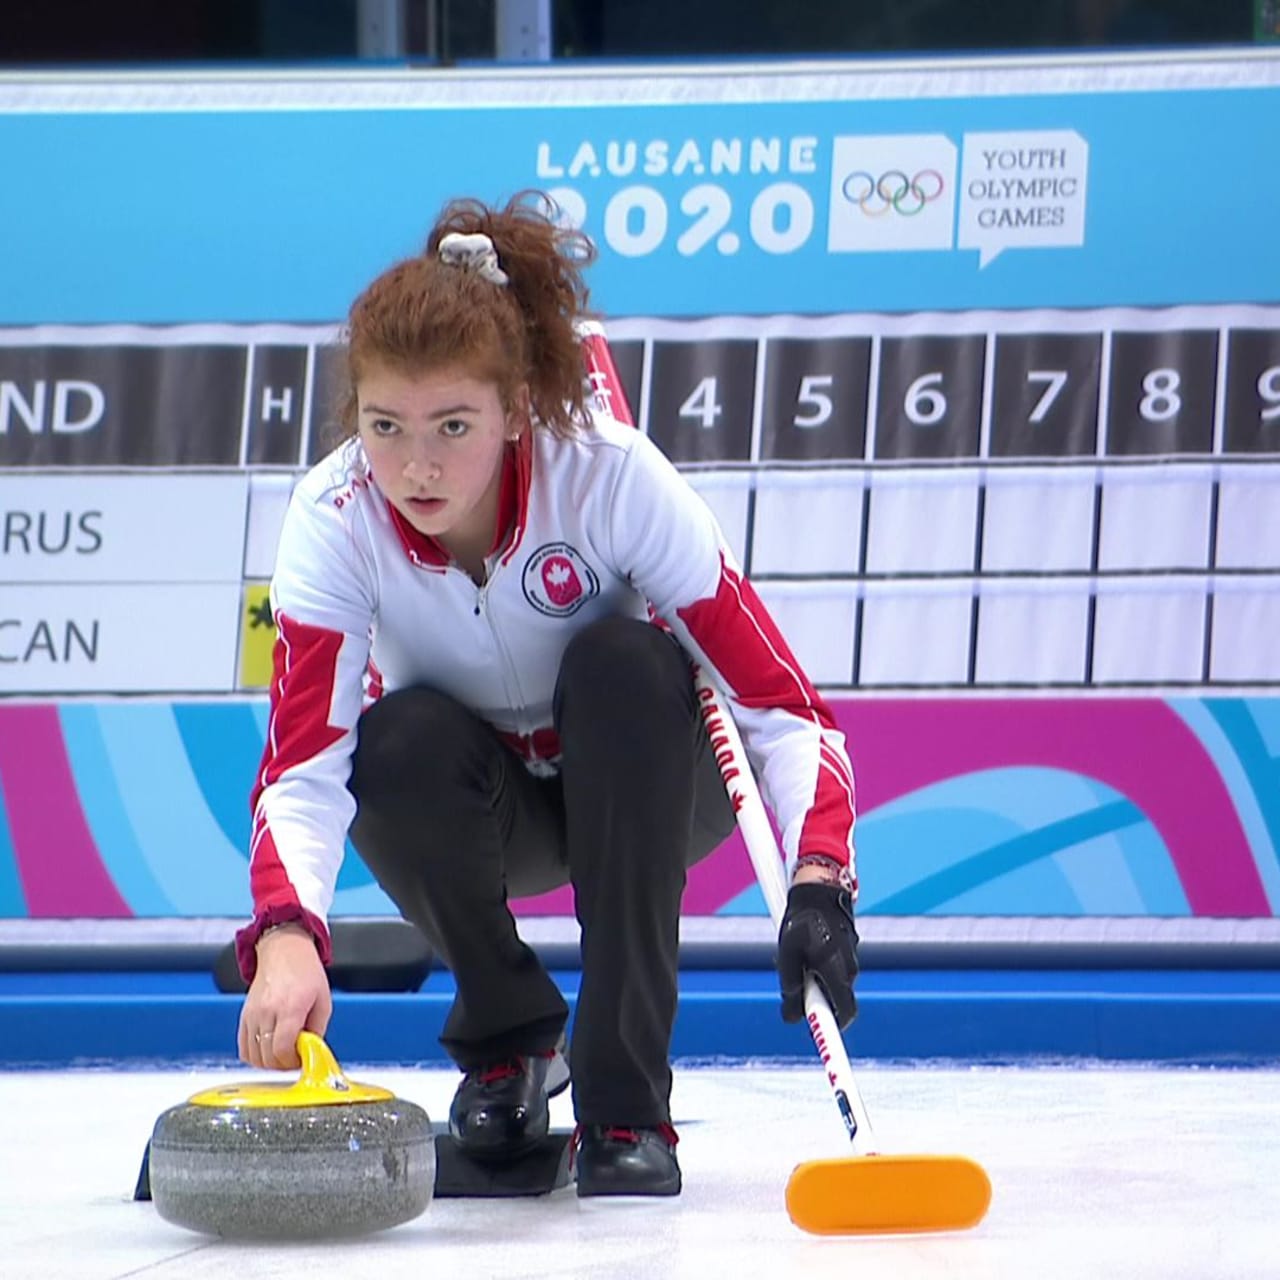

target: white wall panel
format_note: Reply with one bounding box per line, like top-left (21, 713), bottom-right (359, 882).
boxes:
top-left (865, 470), bottom-right (981, 574)
top-left (859, 581), bottom-right (972, 685)
top-left (0, 474), bottom-right (248, 583)
top-left (1093, 579), bottom-right (1206, 682)
top-left (0, 583), bottom-right (241, 692)
top-left (751, 471), bottom-right (863, 575)
top-left (1097, 467), bottom-right (1214, 571)
top-left (1216, 469), bottom-right (1280, 570)
top-left (975, 584), bottom-right (1091, 683)
top-left (1210, 581), bottom-right (1280, 681)
top-left (243, 473), bottom-right (297, 579)
top-left (981, 468), bottom-right (1095, 572)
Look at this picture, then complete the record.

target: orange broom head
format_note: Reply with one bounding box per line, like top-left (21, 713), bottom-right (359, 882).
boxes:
top-left (785, 1153), bottom-right (992, 1236)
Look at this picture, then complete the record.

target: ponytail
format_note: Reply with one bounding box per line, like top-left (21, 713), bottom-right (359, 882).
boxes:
top-left (341, 192), bottom-right (596, 441)
top-left (428, 193), bottom-right (596, 436)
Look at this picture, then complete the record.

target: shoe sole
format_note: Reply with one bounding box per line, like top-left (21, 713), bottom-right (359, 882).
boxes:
top-left (576, 1179), bottom-right (682, 1198)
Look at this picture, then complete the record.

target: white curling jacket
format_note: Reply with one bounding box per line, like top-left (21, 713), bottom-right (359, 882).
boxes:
top-left (240, 412), bottom-right (856, 976)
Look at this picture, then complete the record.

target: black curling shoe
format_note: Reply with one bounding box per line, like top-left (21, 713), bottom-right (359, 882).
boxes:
top-left (449, 1054), bottom-right (559, 1162)
top-left (573, 1123), bottom-right (682, 1197)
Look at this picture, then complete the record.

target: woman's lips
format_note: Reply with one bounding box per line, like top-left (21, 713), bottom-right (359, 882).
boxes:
top-left (407, 497), bottom-right (445, 514)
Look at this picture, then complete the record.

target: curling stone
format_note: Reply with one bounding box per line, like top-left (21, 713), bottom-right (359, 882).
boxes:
top-left (147, 1032), bottom-right (434, 1239)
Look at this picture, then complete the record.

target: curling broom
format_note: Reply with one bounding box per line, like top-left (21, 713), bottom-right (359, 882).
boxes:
top-left (577, 317), bottom-right (992, 1235)
top-left (691, 667), bottom-right (992, 1235)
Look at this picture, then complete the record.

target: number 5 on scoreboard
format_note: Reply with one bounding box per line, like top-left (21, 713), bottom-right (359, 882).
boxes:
top-left (794, 374), bottom-right (834, 429)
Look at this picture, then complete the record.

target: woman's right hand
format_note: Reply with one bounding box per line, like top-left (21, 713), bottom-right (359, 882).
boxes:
top-left (237, 922), bottom-right (333, 1070)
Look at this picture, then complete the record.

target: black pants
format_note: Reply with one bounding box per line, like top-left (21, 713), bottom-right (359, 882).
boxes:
top-left (348, 616), bottom-right (737, 1126)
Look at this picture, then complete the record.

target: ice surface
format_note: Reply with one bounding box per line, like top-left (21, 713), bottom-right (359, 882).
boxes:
top-left (3, 1061), bottom-right (1277, 1279)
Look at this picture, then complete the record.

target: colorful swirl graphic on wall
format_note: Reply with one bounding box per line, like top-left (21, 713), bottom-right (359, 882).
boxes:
top-left (0, 697), bottom-right (1277, 919)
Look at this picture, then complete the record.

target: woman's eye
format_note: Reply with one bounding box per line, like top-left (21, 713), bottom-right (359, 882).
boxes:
top-left (370, 418), bottom-right (399, 436)
top-left (441, 419), bottom-right (469, 438)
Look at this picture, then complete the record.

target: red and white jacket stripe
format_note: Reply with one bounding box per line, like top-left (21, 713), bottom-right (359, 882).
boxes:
top-left (238, 412), bottom-right (856, 979)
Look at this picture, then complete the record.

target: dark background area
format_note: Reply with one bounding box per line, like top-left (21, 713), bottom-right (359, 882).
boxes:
top-left (0, 0), bottom-right (1268, 66)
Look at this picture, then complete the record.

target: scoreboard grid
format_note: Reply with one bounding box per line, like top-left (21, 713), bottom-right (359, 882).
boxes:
top-left (2, 304), bottom-right (1278, 693)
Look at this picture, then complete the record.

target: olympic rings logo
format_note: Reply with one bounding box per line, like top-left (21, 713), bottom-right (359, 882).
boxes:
top-left (840, 169), bottom-right (945, 217)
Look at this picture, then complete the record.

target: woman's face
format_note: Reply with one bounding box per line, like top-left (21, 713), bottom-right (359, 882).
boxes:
top-left (356, 362), bottom-right (526, 556)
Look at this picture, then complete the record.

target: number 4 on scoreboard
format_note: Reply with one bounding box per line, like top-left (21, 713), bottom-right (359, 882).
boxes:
top-left (679, 376), bottom-right (723, 429)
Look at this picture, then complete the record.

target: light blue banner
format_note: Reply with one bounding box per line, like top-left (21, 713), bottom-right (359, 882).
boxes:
top-left (2, 69), bottom-right (1278, 322)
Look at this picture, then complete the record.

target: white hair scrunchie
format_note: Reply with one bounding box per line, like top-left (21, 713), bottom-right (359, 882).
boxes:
top-left (437, 231), bottom-right (510, 287)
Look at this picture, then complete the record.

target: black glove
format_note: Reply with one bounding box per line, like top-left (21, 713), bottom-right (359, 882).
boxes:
top-left (776, 882), bottom-right (859, 1030)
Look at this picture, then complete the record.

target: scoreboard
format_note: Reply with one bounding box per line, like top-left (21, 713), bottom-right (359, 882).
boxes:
top-left (613, 309), bottom-right (1280, 689)
top-left (2, 306), bottom-right (1278, 694)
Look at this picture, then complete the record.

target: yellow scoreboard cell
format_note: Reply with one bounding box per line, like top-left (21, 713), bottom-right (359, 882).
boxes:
top-left (239, 582), bottom-right (277, 689)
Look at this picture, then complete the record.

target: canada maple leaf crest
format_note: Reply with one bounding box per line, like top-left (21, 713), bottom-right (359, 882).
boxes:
top-left (522, 544), bottom-right (598, 616)
top-left (542, 555), bottom-right (583, 606)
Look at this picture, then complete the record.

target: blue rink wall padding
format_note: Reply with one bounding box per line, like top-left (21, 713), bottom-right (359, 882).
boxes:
top-left (2, 969), bottom-right (1278, 1069)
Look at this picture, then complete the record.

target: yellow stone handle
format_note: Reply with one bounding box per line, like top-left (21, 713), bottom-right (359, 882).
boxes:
top-left (296, 1030), bottom-right (345, 1089)
top-left (187, 1031), bottom-right (396, 1108)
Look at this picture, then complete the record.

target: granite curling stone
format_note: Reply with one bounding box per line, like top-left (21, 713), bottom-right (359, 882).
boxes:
top-left (148, 1031), bottom-right (434, 1239)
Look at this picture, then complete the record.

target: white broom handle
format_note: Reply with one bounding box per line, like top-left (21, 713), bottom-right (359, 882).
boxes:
top-left (574, 319), bottom-right (878, 1153)
top-left (693, 667), bottom-right (879, 1156)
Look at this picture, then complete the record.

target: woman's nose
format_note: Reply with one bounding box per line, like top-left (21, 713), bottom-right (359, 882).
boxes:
top-left (403, 451), bottom-right (442, 482)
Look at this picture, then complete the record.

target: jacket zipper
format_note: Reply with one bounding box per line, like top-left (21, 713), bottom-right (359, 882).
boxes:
top-left (470, 559), bottom-right (529, 733)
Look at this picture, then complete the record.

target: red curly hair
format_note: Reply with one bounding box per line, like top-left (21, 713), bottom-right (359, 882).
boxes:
top-left (337, 192), bottom-right (596, 440)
